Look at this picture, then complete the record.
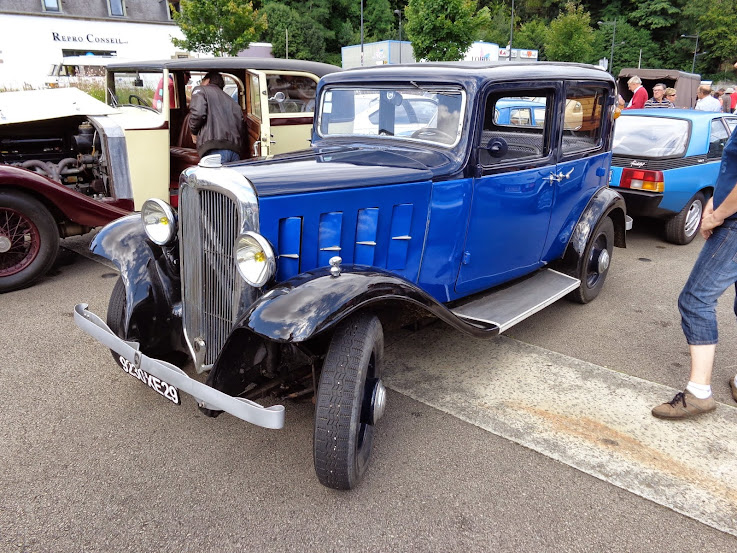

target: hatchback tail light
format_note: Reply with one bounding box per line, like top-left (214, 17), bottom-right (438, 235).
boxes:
top-left (620, 168), bottom-right (664, 192)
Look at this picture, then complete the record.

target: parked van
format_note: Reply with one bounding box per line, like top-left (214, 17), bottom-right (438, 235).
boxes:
top-left (45, 55), bottom-right (119, 88)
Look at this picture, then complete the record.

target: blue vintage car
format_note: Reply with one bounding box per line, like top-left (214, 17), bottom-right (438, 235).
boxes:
top-left (75, 62), bottom-right (628, 489)
top-left (610, 109), bottom-right (737, 244)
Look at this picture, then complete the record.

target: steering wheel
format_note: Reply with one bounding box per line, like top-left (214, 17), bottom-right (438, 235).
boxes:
top-left (128, 94), bottom-right (151, 107)
top-left (411, 128), bottom-right (455, 143)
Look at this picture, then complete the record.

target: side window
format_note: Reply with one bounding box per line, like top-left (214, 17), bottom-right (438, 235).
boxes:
top-left (42, 0), bottom-right (61, 12)
top-left (562, 85), bottom-right (607, 155)
top-left (249, 73), bottom-right (262, 121)
top-left (480, 92), bottom-right (550, 166)
top-left (724, 117), bottom-right (737, 135)
top-left (266, 74), bottom-right (317, 113)
top-left (108, 0), bottom-right (126, 17)
top-left (708, 119), bottom-right (729, 159)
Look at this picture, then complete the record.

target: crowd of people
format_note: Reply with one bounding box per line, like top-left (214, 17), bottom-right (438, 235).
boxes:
top-left (618, 75), bottom-right (737, 113)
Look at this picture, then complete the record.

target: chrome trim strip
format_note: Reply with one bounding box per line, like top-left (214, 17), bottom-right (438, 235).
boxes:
top-left (74, 304), bottom-right (285, 429)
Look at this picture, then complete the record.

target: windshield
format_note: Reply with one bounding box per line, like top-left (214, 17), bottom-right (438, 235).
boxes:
top-left (107, 71), bottom-right (163, 110)
top-left (318, 85), bottom-right (466, 147)
top-left (613, 115), bottom-right (690, 157)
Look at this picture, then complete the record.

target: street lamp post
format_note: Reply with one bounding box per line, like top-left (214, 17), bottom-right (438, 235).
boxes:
top-left (681, 33), bottom-right (700, 74)
top-left (508, 0), bottom-right (514, 62)
top-left (360, 0), bottom-right (364, 67)
top-left (394, 9), bottom-right (402, 64)
top-left (597, 20), bottom-right (617, 74)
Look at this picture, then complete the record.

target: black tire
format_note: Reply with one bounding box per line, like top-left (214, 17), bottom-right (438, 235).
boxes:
top-left (106, 277), bottom-right (127, 366)
top-left (568, 216), bottom-right (614, 304)
top-left (0, 191), bottom-right (60, 293)
top-left (664, 191), bottom-right (705, 245)
top-left (314, 314), bottom-right (384, 490)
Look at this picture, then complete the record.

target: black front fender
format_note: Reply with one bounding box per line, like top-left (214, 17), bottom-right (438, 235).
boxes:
top-left (91, 215), bottom-right (183, 355)
top-left (238, 266), bottom-right (498, 343)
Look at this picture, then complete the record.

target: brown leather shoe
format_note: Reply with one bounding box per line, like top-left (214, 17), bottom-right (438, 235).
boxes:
top-left (730, 378), bottom-right (737, 403)
top-left (652, 390), bottom-right (716, 419)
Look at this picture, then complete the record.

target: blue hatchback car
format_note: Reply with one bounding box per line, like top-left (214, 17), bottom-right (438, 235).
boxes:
top-left (610, 109), bottom-right (737, 244)
top-left (75, 62), bottom-right (628, 490)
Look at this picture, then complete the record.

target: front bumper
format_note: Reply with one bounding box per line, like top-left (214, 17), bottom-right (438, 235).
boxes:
top-left (73, 304), bottom-right (285, 430)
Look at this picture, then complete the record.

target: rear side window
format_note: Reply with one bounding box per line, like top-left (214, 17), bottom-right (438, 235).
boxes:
top-left (562, 85), bottom-right (608, 155)
top-left (708, 119), bottom-right (730, 159)
top-left (480, 92), bottom-right (551, 166)
top-left (613, 116), bottom-right (690, 157)
top-left (266, 74), bottom-right (317, 114)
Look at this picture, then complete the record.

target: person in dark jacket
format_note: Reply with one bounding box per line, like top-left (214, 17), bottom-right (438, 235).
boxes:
top-left (189, 71), bottom-right (245, 162)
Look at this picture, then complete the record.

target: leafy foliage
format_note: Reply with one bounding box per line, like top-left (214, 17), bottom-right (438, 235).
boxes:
top-left (168, 0), bottom-right (737, 80)
top-left (172, 0), bottom-right (267, 56)
top-left (404, 0), bottom-right (485, 61)
top-left (544, 2), bottom-right (594, 63)
top-left (262, 2), bottom-right (326, 60)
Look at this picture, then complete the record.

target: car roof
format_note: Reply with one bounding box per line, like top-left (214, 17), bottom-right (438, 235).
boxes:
top-left (618, 109), bottom-right (732, 122)
top-left (105, 57), bottom-right (339, 77)
top-left (322, 61), bottom-right (614, 87)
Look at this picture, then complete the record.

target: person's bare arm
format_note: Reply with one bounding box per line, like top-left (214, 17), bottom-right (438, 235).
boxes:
top-left (701, 185), bottom-right (737, 237)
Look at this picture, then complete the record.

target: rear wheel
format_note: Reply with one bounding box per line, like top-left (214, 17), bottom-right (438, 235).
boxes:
top-left (568, 216), bottom-right (614, 304)
top-left (0, 191), bottom-right (59, 293)
top-left (313, 313), bottom-right (386, 490)
top-left (664, 191), bottom-right (704, 245)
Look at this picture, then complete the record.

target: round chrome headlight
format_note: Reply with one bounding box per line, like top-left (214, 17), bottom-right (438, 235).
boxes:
top-left (235, 232), bottom-right (276, 287)
top-left (141, 199), bottom-right (177, 246)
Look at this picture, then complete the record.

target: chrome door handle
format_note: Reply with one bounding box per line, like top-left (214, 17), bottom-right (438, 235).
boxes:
top-left (253, 140), bottom-right (261, 156)
top-left (543, 173), bottom-right (562, 183)
top-left (560, 168), bottom-right (574, 179)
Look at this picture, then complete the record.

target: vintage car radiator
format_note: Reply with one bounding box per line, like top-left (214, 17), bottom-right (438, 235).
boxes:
top-left (179, 184), bottom-right (245, 370)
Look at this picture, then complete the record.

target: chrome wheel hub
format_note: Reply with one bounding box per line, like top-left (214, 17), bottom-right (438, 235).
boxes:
top-left (368, 379), bottom-right (386, 425)
top-left (598, 249), bottom-right (610, 274)
top-left (0, 235), bottom-right (10, 253)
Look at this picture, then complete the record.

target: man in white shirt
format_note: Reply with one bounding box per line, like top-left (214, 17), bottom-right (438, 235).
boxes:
top-left (695, 85), bottom-right (723, 112)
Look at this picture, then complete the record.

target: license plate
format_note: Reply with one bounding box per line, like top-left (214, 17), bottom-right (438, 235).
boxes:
top-left (118, 355), bottom-right (180, 405)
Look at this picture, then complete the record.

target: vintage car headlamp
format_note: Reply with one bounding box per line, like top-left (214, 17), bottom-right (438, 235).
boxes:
top-left (141, 199), bottom-right (177, 246)
top-left (235, 232), bottom-right (276, 287)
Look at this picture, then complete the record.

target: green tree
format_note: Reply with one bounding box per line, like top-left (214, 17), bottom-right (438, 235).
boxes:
top-left (593, 19), bottom-right (662, 75)
top-left (514, 17), bottom-right (548, 58)
top-left (262, 2), bottom-right (326, 60)
top-left (544, 1), bottom-right (594, 63)
top-left (405, 0), bottom-right (486, 61)
top-left (172, 0), bottom-right (267, 56)
top-left (693, 0), bottom-right (737, 74)
top-left (366, 0), bottom-right (396, 42)
top-left (476, 2), bottom-right (511, 46)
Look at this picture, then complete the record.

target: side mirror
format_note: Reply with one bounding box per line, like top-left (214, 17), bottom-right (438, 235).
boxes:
top-left (270, 91), bottom-right (286, 103)
top-left (485, 137), bottom-right (508, 158)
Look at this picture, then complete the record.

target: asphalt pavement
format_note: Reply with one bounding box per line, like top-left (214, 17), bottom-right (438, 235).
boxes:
top-left (1, 222), bottom-right (737, 552)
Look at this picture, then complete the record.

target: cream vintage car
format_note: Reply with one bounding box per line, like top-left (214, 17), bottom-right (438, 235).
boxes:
top-left (0, 57), bottom-right (338, 292)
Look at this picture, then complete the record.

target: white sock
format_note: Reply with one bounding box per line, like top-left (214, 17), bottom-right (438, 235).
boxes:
top-left (686, 381), bottom-right (712, 399)
top-left (733, 375), bottom-right (737, 387)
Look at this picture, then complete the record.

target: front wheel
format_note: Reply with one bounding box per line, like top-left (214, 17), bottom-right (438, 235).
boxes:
top-left (313, 313), bottom-right (386, 490)
top-left (106, 277), bottom-right (128, 366)
top-left (0, 191), bottom-right (60, 293)
top-left (664, 191), bottom-right (704, 245)
top-left (568, 216), bottom-right (614, 304)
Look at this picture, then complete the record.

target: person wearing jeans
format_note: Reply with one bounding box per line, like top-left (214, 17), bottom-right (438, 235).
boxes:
top-left (652, 125), bottom-right (737, 418)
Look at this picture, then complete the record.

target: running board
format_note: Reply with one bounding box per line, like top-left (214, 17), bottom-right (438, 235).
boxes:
top-left (451, 269), bottom-right (580, 333)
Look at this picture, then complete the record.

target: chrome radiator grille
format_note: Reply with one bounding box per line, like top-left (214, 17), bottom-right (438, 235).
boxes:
top-left (180, 185), bottom-right (243, 367)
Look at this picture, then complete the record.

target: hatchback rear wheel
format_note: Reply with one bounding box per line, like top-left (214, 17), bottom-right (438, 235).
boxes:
top-left (664, 191), bottom-right (704, 245)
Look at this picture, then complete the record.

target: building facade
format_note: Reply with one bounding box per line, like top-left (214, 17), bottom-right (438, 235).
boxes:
top-left (0, 0), bottom-right (187, 89)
